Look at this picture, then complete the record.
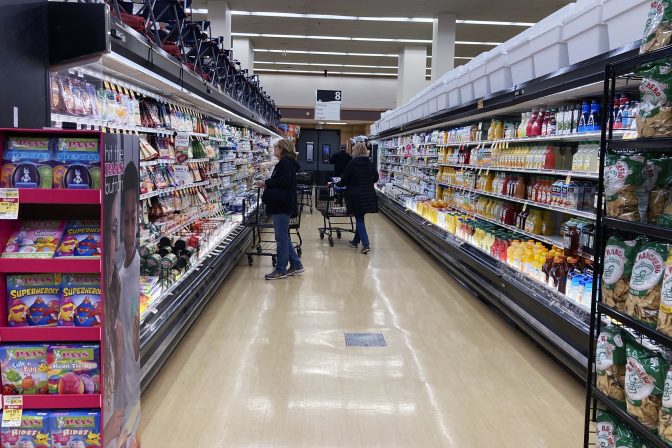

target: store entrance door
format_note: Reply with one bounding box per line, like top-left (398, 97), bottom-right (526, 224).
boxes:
top-left (297, 129), bottom-right (341, 185)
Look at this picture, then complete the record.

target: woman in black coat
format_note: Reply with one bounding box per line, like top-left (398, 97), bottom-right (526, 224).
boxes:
top-left (336, 142), bottom-right (379, 254)
top-left (258, 139), bottom-right (304, 280)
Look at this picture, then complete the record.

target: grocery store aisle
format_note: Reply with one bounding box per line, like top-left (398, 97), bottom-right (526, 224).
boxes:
top-left (141, 209), bottom-right (584, 447)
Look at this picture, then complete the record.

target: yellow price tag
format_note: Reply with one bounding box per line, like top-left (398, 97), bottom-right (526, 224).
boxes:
top-left (0, 189), bottom-right (19, 220)
top-left (2, 395), bottom-right (23, 428)
top-left (566, 175), bottom-right (572, 184)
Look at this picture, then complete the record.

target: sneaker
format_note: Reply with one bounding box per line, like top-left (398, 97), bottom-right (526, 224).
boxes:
top-left (265, 270), bottom-right (288, 280)
top-left (361, 246), bottom-right (371, 254)
top-left (348, 241), bottom-right (358, 248)
top-left (288, 266), bottom-right (305, 276)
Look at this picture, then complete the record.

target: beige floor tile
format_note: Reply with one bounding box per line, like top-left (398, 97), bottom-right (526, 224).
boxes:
top-left (141, 211), bottom-right (584, 447)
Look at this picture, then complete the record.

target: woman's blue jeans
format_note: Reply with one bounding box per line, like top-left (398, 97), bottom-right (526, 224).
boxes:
top-left (272, 213), bottom-right (302, 273)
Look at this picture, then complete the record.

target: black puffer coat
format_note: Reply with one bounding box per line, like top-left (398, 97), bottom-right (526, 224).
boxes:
top-left (264, 156), bottom-right (301, 217)
top-left (337, 156), bottom-right (379, 216)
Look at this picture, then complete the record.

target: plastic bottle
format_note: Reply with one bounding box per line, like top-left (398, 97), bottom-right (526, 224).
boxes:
top-left (550, 256), bottom-right (569, 294)
top-left (527, 109), bottom-right (538, 137)
top-left (531, 109), bottom-right (545, 137)
top-left (587, 100), bottom-right (601, 133)
top-left (541, 210), bottom-right (554, 236)
top-left (577, 101), bottom-right (590, 133)
top-left (548, 109), bottom-right (557, 136)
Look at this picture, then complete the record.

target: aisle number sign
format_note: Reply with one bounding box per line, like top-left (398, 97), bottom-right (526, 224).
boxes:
top-left (2, 395), bottom-right (23, 427)
top-left (0, 189), bottom-right (19, 220)
top-left (315, 90), bottom-right (342, 121)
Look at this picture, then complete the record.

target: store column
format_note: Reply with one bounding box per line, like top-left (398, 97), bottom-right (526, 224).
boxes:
top-left (209, 0), bottom-right (232, 49)
top-left (233, 37), bottom-right (255, 75)
top-left (397, 46), bottom-right (428, 106)
top-left (431, 13), bottom-right (457, 81)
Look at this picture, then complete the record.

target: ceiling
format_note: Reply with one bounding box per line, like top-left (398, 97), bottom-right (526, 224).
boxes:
top-left (193, 0), bottom-right (573, 77)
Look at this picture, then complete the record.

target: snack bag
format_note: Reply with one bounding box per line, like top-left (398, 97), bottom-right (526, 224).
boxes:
top-left (605, 154), bottom-right (646, 221)
top-left (625, 341), bottom-right (667, 429)
top-left (50, 411), bottom-right (101, 448)
top-left (641, 0), bottom-right (672, 54)
top-left (596, 325), bottom-right (627, 403)
top-left (2, 220), bottom-right (66, 258)
top-left (7, 274), bottom-right (61, 327)
top-left (48, 344), bottom-right (100, 394)
top-left (596, 409), bottom-right (620, 448)
top-left (0, 344), bottom-right (49, 395)
top-left (54, 221), bottom-right (101, 258)
top-left (646, 158), bottom-right (672, 224)
top-left (0, 411), bottom-right (50, 448)
top-left (59, 274), bottom-right (101, 327)
top-left (626, 242), bottom-right (669, 326)
top-left (603, 236), bottom-right (644, 312)
top-left (660, 365), bottom-right (672, 444)
top-left (637, 59), bottom-right (672, 137)
top-left (1, 136), bottom-right (53, 189)
top-left (659, 250), bottom-right (672, 336)
top-left (52, 138), bottom-right (100, 189)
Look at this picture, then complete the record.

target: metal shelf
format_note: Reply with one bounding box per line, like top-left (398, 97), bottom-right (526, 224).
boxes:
top-left (598, 303), bottom-right (672, 349)
top-left (139, 180), bottom-right (210, 200)
top-left (602, 218), bottom-right (672, 243)
top-left (432, 131), bottom-right (612, 148)
top-left (437, 163), bottom-right (599, 180)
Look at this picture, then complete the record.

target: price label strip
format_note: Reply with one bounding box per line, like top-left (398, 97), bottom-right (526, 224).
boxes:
top-left (2, 395), bottom-right (23, 427)
top-left (0, 189), bottom-right (19, 220)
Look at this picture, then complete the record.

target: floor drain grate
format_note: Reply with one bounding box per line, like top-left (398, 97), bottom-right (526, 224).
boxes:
top-left (345, 333), bottom-right (386, 347)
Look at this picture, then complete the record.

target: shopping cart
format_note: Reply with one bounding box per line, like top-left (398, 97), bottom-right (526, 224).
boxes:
top-left (244, 188), bottom-right (303, 267)
top-left (315, 185), bottom-right (354, 247)
top-left (297, 171), bottom-right (313, 213)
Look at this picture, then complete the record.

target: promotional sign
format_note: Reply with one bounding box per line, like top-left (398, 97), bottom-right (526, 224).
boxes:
top-left (103, 133), bottom-right (141, 448)
top-left (315, 90), bottom-right (341, 121)
top-left (0, 189), bottom-right (19, 220)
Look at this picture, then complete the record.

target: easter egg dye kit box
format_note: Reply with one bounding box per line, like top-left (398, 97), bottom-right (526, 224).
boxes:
top-left (58, 274), bottom-right (101, 327)
top-left (50, 411), bottom-right (101, 448)
top-left (48, 345), bottom-right (100, 395)
top-left (0, 344), bottom-right (49, 395)
top-left (0, 411), bottom-right (51, 448)
top-left (1, 136), bottom-right (54, 189)
top-left (7, 274), bottom-right (62, 327)
top-left (52, 138), bottom-right (100, 190)
top-left (54, 221), bottom-right (101, 259)
top-left (2, 220), bottom-right (66, 258)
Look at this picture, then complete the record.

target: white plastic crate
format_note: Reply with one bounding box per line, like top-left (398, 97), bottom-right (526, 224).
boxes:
top-left (427, 95), bottom-right (439, 115)
top-left (602, 0), bottom-right (649, 50)
top-left (456, 70), bottom-right (474, 103)
top-left (563, 0), bottom-right (610, 65)
top-left (437, 92), bottom-right (449, 111)
top-left (446, 78), bottom-right (462, 108)
top-left (530, 23), bottom-right (568, 78)
top-left (470, 58), bottom-right (491, 99)
top-left (508, 36), bottom-right (535, 85)
top-left (487, 51), bottom-right (512, 93)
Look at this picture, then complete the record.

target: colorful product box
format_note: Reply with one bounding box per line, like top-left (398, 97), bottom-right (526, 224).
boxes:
top-left (2, 220), bottom-right (66, 258)
top-left (7, 274), bottom-right (62, 327)
top-left (1, 136), bottom-right (53, 189)
top-left (52, 138), bottom-right (100, 190)
top-left (0, 411), bottom-right (51, 447)
top-left (50, 411), bottom-right (101, 448)
top-left (54, 221), bottom-right (101, 259)
top-left (58, 275), bottom-right (101, 327)
top-left (0, 345), bottom-right (49, 395)
top-left (47, 345), bottom-right (100, 395)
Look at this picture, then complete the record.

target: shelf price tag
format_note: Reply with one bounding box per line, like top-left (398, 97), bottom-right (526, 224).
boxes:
top-left (2, 395), bottom-right (23, 427)
top-left (0, 189), bottom-right (19, 220)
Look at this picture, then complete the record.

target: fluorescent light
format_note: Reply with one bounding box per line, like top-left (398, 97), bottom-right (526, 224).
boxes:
top-left (253, 49), bottom-right (398, 57)
top-left (186, 8), bottom-right (208, 14)
top-left (326, 122), bottom-right (348, 125)
top-left (235, 32), bottom-right (494, 45)
top-left (357, 16), bottom-right (432, 22)
top-left (457, 19), bottom-right (534, 26)
top-left (351, 37), bottom-right (432, 43)
top-left (255, 68), bottom-right (397, 77)
top-left (255, 61), bottom-right (398, 69)
top-left (456, 40), bottom-right (501, 46)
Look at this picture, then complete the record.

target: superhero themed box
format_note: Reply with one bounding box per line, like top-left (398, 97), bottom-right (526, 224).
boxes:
top-left (2, 220), bottom-right (65, 259)
top-left (7, 274), bottom-right (61, 327)
top-left (54, 222), bottom-right (101, 258)
top-left (1, 411), bottom-right (51, 448)
top-left (50, 411), bottom-right (101, 448)
top-left (58, 275), bottom-right (101, 328)
top-left (0, 344), bottom-right (49, 395)
top-left (0, 136), bottom-right (100, 190)
top-left (48, 345), bottom-right (100, 395)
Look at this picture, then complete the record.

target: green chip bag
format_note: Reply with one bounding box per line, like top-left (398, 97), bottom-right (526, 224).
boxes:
top-left (658, 365), bottom-right (672, 444)
top-left (597, 325), bottom-right (627, 403)
top-left (597, 409), bottom-right (620, 447)
top-left (626, 242), bottom-right (669, 327)
top-left (603, 236), bottom-right (644, 312)
top-left (625, 342), bottom-right (667, 430)
top-left (605, 154), bottom-right (646, 222)
top-left (636, 60), bottom-right (672, 137)
top-left (641, 0), bottom-right (672, 54)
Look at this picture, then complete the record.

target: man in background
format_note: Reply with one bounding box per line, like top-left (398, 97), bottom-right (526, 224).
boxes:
top-left (329, 144), bottom-right (352, 178)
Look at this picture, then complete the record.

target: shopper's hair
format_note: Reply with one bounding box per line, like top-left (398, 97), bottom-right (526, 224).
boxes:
top-left (276, 139), bottom-right (297, 159)
top-left (124, 161), bottom-right (139, 194)
top-left (351, 142), bottom-right (368, 157)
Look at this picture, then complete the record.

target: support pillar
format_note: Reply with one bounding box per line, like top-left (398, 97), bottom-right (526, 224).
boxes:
top-left (397, 46), bottom-right (428, 106)
top-left (209, 1), bottom-right (231, 49)
top-left (233, 37), bottom-right (255, 75)
top-left (431, 13), bottom-right (457, 81)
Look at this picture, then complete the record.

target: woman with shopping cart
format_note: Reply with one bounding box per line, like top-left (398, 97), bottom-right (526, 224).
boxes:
top-left (258, 139), bottom-right (305, 280)
top-left (336, 142), bottom-right (379, 254)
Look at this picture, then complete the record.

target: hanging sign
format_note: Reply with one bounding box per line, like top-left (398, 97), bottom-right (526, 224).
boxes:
top-left (315, 90), bottom-right (342, 121)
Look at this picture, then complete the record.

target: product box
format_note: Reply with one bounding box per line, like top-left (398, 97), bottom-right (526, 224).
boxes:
top-left (48, 345), bottom-right (100, 394)
top-left (52, 138), bottom-right (100, 189)
top-left (0, 344), bottom-right (49, 395)
top-left (2, 220), bottom-right (66, 259)
top-left (50, 411), bottom-right (101, 448)
top-left (1, 136), bottom-right (53, 189)
top-left (59, 274), bottom-right (101, 327)
top-left (54, 221), bottom-right (101, 258)
top-left (7, 274), bottom-right (62, 327)
top-left (0, 411), bottom-right (51, 447)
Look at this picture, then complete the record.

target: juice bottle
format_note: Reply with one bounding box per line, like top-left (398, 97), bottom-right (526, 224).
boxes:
top-left (541, 144), bottom-right (556, 169)
top-left (512, 176), bottom-right (526, 199)
top-left (550, 256), bottom-right (569, 293)
top-left (527, 109), bottom-right (538, 137)
top-left (541, 210), bottom-right (554, 236)
top-left (563, 221), bottom-right (580, 256)
top-left (507, 240), bottom-right (520, 265)
top-left (542, 253), bottom-right (555, 285)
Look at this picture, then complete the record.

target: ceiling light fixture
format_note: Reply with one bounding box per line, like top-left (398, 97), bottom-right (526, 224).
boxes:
top-left (326, 122), bottom-right (348, 125)
top-left (255, 61), bottom-right (398, 69)
top-left (234, 32), bottom-right (439, 44)
top-left (253, 49), bottom-right (398, 57)
top-left (255, 68), bottom-right (397, 77)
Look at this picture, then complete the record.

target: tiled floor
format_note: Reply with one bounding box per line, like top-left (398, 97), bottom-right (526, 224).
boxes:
top-left (141, 211), bottom-right (584, 447)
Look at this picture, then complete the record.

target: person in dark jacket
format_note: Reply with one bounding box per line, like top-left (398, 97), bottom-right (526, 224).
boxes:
top-left (336, 142), bottom-right (379, 254)
top-left (258, 139), bottom-right (304, 280)
top-left (329, 144), bottom-right (352, 177)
